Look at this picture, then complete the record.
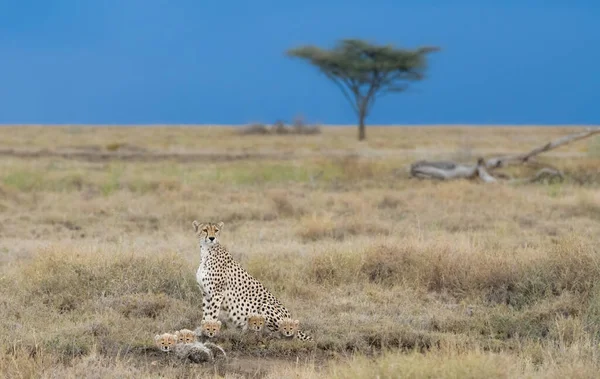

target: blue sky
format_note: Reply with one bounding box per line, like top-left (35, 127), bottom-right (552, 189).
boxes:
top-left (0, 0), bottom-right (598, 125)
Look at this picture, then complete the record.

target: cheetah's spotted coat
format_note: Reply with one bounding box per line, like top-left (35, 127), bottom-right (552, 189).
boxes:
top-left (194, 221), bottom-right (312, 341)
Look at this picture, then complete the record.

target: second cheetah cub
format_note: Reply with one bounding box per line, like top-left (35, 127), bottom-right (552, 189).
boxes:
top-left (196, 320), bottom-right (222, 339)
top-left (278, 318), bottom-right (301, 339)
top-left (175, 329), bottom-right (196, 344)
top-left (244, 313), bottom-right (266, 333)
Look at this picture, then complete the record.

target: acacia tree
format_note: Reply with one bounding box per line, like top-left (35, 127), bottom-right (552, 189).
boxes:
top-left (287, 39), bottom-right (439, 140)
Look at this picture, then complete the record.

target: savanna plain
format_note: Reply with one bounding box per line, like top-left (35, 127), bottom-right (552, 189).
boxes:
top-left (1, 125), bottom-right (600, 379)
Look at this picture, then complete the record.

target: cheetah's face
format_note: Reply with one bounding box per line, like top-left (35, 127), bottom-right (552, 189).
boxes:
top-left (193, 221), bottom-right (224, 246)
top-left (175, 329), bottom-right (196, 344)
top-left (247, 314), bottom-right (265, 332)
top-left (200, 320), bottom-right (222, 338)
top-left (154, 333), bottom-right (177, 352)
top-left (278, 318), bottom-right (300, 338)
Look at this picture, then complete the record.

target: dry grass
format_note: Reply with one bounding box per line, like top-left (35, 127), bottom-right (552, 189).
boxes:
top-left (1, 125), bottom-right (600, 378)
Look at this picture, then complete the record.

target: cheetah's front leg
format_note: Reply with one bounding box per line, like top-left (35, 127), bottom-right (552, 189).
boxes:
top-left (202, 293), bottom-right (224, 323)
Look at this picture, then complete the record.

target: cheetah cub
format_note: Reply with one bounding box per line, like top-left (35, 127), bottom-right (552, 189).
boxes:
top-left (277, 318), bottom-right (301, 339)
top-left (196, 319), bottom-right (222, 339)
top-left (154, 333), bottom-right (178, 352)
top-left (244, 313), bottom-right (266, 333)
top-left (175, 329), bottom-right (196, 344)
top-left (154, 332), bottom-right (227, 363)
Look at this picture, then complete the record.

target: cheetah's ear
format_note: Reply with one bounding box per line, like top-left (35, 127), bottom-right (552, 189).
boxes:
top-left (293, 320), bottom-right (300, 326)
top-left (200, 320), bottom-right (207, 326)
top-left (192, 220), bottom-right (201, 233)
top-left (154, 334), bottom-right (161, 342)
top-left (217, 221), bottom-right (224, 230)
top-left (216, 320), bottom-right (222, 326)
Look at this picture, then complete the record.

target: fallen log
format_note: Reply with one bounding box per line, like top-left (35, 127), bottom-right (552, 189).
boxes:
top-left (410, 158), bottom-right (497, 182)
top-left (410, 128), bottom-right (598, 183)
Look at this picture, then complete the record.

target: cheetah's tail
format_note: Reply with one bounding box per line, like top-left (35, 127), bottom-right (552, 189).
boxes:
top-left (297, 330), bottom-right (313, 342)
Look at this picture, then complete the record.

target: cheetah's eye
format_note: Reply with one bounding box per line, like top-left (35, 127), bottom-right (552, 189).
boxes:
top-left (215, 229), bottom-right (219, 232)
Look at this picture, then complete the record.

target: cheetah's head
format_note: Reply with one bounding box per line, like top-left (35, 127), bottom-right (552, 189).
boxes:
top-left (175, 329), bottom-right (196, 344)
top-left (193, 221), bottom-right (224, 246)
top-left (278, 318), bottom-right (300, 338)
top-left (198, 319), bottom-right (222, 338)
top-left (247, 313), bottom-right (266, 332)
top-left (154, 333), bottom-right (178, 352)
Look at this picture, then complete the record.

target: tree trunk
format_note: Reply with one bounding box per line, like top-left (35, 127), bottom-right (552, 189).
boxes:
top-left (358, 110), bottom-right (366, 141)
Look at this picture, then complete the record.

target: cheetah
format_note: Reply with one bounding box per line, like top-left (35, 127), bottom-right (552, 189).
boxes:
top-left (277, 318), bottom-right (300, 338)
top-left (196, 319), bottom-right (222, 338)
top-left (154, 332), bottom-right (227, 363)
top-left (193, 221), bottom-right (312, 341)
top-left (175, 329), bottom-right (196, 344)
top-left (244, 313), bottom-right (266, 333)
top-left (154, 332), bottom-right (178, 352)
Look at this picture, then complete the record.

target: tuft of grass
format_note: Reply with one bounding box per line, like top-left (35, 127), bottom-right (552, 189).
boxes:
top-left (107, 293), bottom-right (172, 319)
top-left (562, 159), bottom-right (600, 185)
top-left (18, 249), bottom-right (202, 312)
top-left (298, 214), bottom-right (389, 242)
top-left (2, 171), bottom-right (87, 192)
top-left (3, 170), bottom-right (45, 191)
top-left (100, 163), bottom-right (124, 195)
top-left (307, 249), bottom-right (363, 286)
top-left (105, 142), bottom-right (124, 152)
top-left (269, 190), bottom-right (305, 218)
top-left (377, 195), bottom-right (404, 209)
top-left (587, 136), bottom-right (600, 157)
top-left (304, 236), bottom-right (600, 310)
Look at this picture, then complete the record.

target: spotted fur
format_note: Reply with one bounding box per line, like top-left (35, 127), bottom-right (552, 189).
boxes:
top-left (197, 319), bottom-right (222, 338)
top-left (278, 318), bottom-right (300, 338)
top-left (154, 333), bottom-right (178, 352)
top-left (175, 329), bottom-right (196, 344)
top-left (193, 221), bottom-right (312, 341)
top-left (245, 313), bottom-right (266, 333)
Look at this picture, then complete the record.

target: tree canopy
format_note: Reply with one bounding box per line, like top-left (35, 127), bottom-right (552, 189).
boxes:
top-left (287, 39), bottom-right (439, 140)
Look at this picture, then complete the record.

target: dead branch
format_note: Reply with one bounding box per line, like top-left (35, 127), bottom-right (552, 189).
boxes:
top-left (485, 128), bottom-right (600, 169)
top-left (409, 128), bottom-right (599, 183)
top-left (508, 168), bottom-right (564, 185)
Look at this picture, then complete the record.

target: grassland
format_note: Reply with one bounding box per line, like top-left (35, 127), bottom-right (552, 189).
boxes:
top-left (1, 125), bottom-right (599, 378)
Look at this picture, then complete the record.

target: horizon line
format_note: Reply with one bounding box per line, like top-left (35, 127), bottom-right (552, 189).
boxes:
top-left (0, 123), bottom-right (598, 128)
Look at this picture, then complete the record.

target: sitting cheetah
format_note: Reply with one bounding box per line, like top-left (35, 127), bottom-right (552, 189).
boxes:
top-left (244, 313), bottom-right (266, 333)
top-left (193, 221), bottom-right (312, 341)
top-left (196, 319), bottom-right (222, 338)
top-left (154, 332), bottom-right (227, 363)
